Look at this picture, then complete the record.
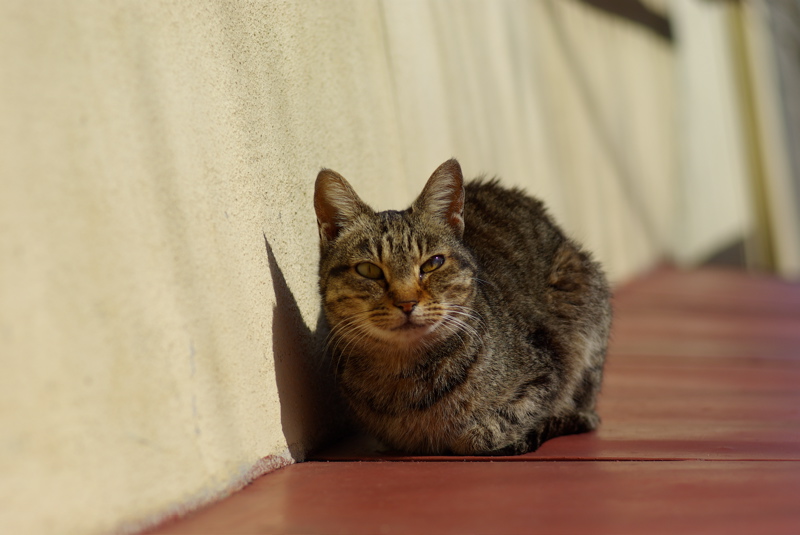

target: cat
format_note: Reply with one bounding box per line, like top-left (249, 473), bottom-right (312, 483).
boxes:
top-left (313, 159), bottom-right (611, 455)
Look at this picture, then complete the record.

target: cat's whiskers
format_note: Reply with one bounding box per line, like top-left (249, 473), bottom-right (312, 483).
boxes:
top-left (446, 303), bottom-right (486, 325)
top-left (441, 317), bottom-right (467, 348)
top-left (320, 314), bottom-right (365, 374)
top-left (336, 326), bottom-right (375, 377)
top-left (334, 319), bottom-right (373, 355)
top-left (472, 276), bottom-right (497, 291)
top-left (442, 305), bottom-right (485, 337)
top-left (440, 315), bottom-right (479, 346)
top-left (324, 313), bottom-right (364, 355)
top-left (328, 307), bottom-right (435, 377)
top-left (325, 311), bottom-right (376, 377)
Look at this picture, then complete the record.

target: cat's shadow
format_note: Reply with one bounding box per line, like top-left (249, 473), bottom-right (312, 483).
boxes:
top-left (263, 234), bottom-right (349, 460)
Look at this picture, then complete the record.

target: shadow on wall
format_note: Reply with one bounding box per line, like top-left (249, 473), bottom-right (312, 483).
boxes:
top-left (263, 235), bottom-right (350, 461)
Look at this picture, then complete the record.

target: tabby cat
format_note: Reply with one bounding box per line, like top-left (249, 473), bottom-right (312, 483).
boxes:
top-left (314, 159), bottom-right (611, 455)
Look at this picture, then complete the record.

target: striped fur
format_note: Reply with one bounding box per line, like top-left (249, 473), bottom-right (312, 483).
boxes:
top-left (314, 159), bottom-right (611, 455)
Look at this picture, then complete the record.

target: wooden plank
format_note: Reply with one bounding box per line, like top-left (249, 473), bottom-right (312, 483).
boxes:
top-left (146, 267), bottom-right (800, 534)
top-left (148, 461), bottom-right (800, 535)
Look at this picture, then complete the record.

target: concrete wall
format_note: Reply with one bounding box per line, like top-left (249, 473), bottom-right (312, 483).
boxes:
top-left (0, 1), bottom-right (746, 533)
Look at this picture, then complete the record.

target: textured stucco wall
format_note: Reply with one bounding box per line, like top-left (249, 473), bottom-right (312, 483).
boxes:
top-left (1, 2), bottom-right (401, 533)
top-left (0, 1), bottom-right (721, 534)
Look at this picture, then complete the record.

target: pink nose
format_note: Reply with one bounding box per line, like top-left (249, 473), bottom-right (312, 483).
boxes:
top-left (395, 301), bottom-right (418, 314)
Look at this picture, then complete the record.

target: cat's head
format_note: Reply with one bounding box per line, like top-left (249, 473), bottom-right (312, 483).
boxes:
top-left (314, 159), bottom-right (478, 352)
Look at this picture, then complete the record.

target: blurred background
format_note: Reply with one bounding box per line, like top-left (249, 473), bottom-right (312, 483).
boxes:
top-left (1, 1), bottom-right (799, 533)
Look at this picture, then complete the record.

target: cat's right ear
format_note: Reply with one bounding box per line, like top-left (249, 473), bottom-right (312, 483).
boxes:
top-left (314, 168), bottom-right (371, 243)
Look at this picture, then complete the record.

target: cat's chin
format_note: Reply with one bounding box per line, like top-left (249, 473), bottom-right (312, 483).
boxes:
top-left (375, 321), bottom-right (439, 346)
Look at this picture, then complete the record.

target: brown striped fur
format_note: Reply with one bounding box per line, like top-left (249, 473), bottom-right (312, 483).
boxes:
top-left (314, 159), bottom-right (611, 455)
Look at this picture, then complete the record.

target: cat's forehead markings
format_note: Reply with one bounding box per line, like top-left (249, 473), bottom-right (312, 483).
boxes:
top-left (354, 238), bottom-right (372, 258)
top-left (414, 238), bottom-right (427, 258)
top-left (378, 234), bottom-right (406, 265)
top-left (375, 235), bottom-right (390, 264)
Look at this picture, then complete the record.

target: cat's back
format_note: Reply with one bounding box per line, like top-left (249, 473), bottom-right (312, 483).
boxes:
top-left (462, 179), bottom-right (566, 290)
top-left (462, 178), bottom-right (609, 329)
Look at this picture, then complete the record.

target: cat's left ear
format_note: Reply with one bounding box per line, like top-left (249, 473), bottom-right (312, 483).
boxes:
top-left (413, 159), bottom-right (465, 237)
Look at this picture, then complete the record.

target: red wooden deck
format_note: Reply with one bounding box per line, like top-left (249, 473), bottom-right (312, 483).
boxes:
top-left (148, 267), bottom-right (800, 535)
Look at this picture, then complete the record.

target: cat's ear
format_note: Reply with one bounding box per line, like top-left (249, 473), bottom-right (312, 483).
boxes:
top-left (413, 159), bottom-right (465, 236)
top-left (314, 168), bottom-right (371, 242)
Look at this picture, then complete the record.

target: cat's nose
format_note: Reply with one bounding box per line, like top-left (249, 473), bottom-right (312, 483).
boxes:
top-left (395, 300), bottom-right (418, 314)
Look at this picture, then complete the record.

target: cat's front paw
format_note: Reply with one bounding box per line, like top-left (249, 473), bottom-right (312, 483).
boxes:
top-left (450, 427), bottom-right (485, 455)
top-left (450, 424), bottom-right (511, 456)
top-left (483, 441), bottom-right (532, 456)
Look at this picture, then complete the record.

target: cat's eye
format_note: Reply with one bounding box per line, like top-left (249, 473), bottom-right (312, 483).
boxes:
top-left (355, 262), bottom-right (384, 279)
top-left (420, 255), bottom-right (445, 274)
